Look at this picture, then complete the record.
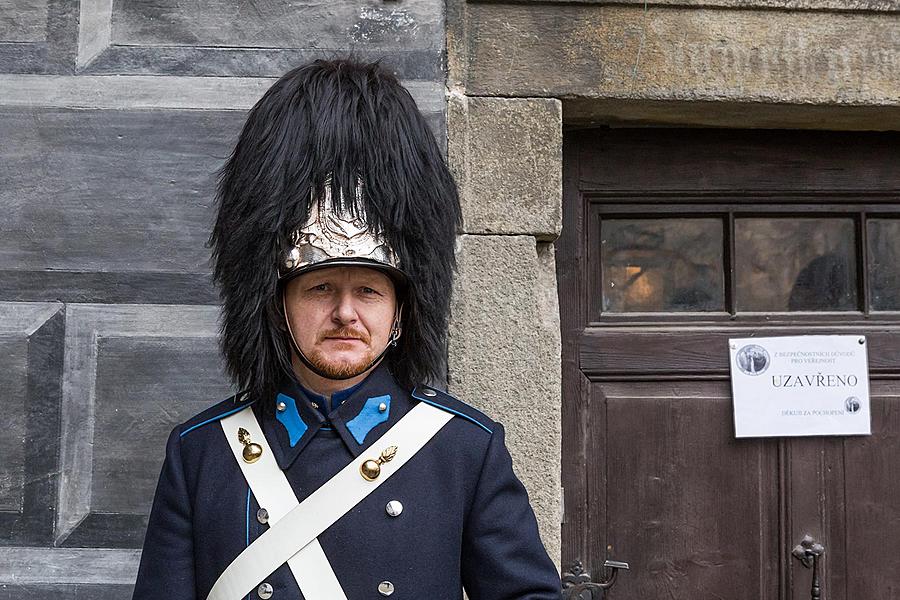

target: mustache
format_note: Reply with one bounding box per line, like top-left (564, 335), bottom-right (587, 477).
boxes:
top-left (318, 326), bottom-right (371, 344)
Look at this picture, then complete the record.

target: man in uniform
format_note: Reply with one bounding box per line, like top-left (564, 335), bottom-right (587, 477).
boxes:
top-left (133, 58), bottom-right (561, 600)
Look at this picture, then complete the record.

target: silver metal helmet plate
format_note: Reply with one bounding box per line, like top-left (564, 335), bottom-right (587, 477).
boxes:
top-left (280, 179), bottom-right (400, 279)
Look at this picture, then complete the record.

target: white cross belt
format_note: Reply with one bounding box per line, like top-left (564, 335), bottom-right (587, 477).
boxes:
top-left (210, 401), bottom-right (453, 600)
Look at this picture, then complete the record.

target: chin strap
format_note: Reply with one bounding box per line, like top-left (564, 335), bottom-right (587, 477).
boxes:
top-left (281, 292), bottom-right (403, 381)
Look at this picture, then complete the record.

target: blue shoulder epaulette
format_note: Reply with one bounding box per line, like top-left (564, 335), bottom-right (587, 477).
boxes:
top-left (411, 386), bottom-right (494, 434)
top-left (179, 391), bottom-right (255, 438)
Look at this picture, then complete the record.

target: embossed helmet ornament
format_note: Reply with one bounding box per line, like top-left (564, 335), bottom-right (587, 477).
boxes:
top-left (277, 176), bottom-right (406, 286)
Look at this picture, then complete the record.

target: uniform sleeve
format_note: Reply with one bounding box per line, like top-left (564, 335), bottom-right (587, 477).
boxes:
top-left (461, 423), bottom-right (561, 600)
top-left (132, 426), bottom-right (196, 599)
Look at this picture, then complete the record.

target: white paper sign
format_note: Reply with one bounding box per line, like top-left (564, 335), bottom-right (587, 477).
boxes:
top-left (729, 335), bottom-right (871, 438)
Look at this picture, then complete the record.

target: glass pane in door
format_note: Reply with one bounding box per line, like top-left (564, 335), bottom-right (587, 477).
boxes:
top-left (735, 217), bottom-right (858, 311)
top-left (600, 218), bottom-right (724, 312)
top-left (868, 218), bottom-right (900, 311)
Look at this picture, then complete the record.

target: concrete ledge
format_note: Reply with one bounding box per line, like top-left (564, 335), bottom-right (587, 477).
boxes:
top-left (449, 234), bottom-right (562, 565)
top-left (0, 75), bottom-right (444, 112)
top-left (448, 94), bottom-right (562, 239)
top-left (470, 0), bottom-right (900, 11)
top-left (0, 547), bottom-right (140, 583)
top-left (464, 3), bottom-right (900, 106)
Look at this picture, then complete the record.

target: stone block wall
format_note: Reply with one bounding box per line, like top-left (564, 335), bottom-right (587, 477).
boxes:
top-left (447, 93), bottom-right (564, 565)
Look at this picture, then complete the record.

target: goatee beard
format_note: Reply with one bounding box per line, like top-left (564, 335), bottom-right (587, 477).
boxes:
top-left (307, 347), bottom-right (377, 379)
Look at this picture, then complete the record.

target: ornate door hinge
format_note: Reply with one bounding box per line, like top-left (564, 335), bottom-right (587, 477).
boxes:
top-left (561, 559), bottom-right (630, 599)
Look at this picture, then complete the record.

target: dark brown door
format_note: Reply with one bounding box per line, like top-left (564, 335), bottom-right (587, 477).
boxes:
top-left (558, 128), bottom-right (900, 600)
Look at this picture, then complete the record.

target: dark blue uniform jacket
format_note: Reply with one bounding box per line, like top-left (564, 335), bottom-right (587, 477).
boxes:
top-left (132, 364), bottom-right (561, 599)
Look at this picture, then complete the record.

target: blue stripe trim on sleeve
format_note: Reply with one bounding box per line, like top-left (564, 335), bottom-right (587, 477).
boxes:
top-left (179, 401), bottom-right (256, 437)
top-left (245, 488), bottom-right (251, 547)
top-left (411, 390), bottom-right (492, 434)
top-left (245, 487), bottom-right (251, 600)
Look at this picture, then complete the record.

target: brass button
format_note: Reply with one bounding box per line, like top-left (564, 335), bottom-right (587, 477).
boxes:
top-left (257, 507), bottom-right (269, 524)
top-left (238, 428), bottom-right (263, 463)
top-left (378, 581), bottom-right (394, 596)
top-left (242, 443), bottom-right (262, 463)
top-left (422, 388), bottom-right (437, 397)
top-left (257, 582), bottom-right (273, 599)
top-left (385, 500), bottom-right (403, 517)
top-left (360, 446), bottom-right (398, 481)
top-left (360, 459), bottom-right (381, 481)
top-left (378, 402), bottom-right (387, 412)
top-left (276, 401), bottom-right (286, 412)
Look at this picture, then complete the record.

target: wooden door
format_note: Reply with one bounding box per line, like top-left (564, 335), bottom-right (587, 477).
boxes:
top-left (559, 128), bottom-right (900, 599)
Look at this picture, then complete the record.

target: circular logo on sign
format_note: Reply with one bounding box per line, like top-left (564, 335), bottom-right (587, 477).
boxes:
top-left (845, 396), bottom-right (861, 413)
top-left (736, 344), bottom-right (770, 376)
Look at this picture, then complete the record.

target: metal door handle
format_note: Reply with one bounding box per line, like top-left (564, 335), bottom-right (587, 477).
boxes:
top-left (792, 534), bottom-right (825, 600)
top-left (561, 559), bottom-right (630, 599)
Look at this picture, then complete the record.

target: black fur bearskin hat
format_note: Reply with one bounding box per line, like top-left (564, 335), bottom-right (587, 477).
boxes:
top-left (209, 58), bottom-right (461, 409)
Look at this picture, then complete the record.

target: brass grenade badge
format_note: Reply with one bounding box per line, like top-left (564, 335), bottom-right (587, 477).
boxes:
top-left (238, 427), bottom-right (263, 464)
top-left (360, 445), bottom-right (398, 481)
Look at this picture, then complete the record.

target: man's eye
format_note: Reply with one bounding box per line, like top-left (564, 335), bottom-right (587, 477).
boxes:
top-left (310, 284), bottom-right (329, 292)
top-left (361, 287), bottom-right (379, 295)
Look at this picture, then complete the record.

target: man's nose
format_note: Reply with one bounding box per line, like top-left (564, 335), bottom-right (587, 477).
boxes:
top-left (332, 292), bottom-right (358, 324)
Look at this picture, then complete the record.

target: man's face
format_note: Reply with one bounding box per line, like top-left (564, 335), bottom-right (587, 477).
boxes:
top-left (284, 266), bottom-right (397, 380)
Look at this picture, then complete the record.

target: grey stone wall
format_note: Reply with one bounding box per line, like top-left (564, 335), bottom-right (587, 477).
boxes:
top-left (0, 0), bottom-right (446, 595)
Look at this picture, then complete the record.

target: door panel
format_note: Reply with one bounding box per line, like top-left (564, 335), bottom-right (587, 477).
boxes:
top-left (784, 387), bottom-right (900, 600)
top-left (842, 387), bottom-right (900, 599)
top-left (580, 326), bottom-right (900, 377)
top-left (598, 381), bottom-right (779, 599)
top-left (577, 129), bottom-right (899, 193)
